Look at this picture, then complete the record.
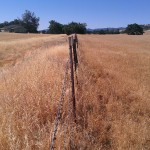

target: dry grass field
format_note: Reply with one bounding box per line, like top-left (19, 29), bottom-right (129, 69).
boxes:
top-left (0, 33), bottom-right (66, 67)
top-left (77, 34), bottom-right (150, 149)
top-left (0, 33), bottom-right (69, 149)
top-left (0, 33), bottom-right (150, 149)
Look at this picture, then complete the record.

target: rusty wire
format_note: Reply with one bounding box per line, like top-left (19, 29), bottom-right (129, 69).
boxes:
top-left (50, 35), bottom-right (79, 149)
top-left (50, 59), bottom-right (69, 150)
top-left (63, 71), bottom-right (71, 150)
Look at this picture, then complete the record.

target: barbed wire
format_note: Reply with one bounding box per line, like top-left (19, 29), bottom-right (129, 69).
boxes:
top-left (50, 59), bottom-right (69, 150)
top-left (50, 35), bottom-right (79, 149)
top-left (63, 115), bottom-right (69, 150)
top-left (63, 71), bottom-right (71, 150)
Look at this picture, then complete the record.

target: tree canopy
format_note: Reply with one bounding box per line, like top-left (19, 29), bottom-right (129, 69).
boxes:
top-left (0, 19), bottom-right (21, 28)
top-left (126, 23), bottom-right (144, 35)
top-left (21, 10), bottom-right (40, 33)
top-left (0, 10), bottom-right (40, 33)
top-left (63, 22), bottom-right (87, 35)
top-left (47, 20), bottom-right (87, 34)
top-left (48, 20), bottom-right (63, 34)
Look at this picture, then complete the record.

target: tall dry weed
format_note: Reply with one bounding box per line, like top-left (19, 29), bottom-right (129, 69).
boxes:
top-left (0, 41), bottom-right (69, 149)
top-left (76, 35), bottom-right (150, 149)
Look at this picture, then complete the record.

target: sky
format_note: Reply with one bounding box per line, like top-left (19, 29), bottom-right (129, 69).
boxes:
top-left (0, 0), bottom-right (150, 30)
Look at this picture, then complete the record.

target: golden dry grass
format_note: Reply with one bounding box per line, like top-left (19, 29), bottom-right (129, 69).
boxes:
top-left (0, 33), bottom-right (69, 149)
top-left (0, 33), bottom-right (150, 149)
top-left (0, 50), bottom-right (69, 149)
top-left (0, 33), bottom-right (66, 67)
top-left (76, 34), bottom-right (150, 149)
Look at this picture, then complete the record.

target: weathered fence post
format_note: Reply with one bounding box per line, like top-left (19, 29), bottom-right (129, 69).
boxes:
top-left (68, 36), bottom-right (76, 122)
top-left (72, 34), bottom-right (78, 71)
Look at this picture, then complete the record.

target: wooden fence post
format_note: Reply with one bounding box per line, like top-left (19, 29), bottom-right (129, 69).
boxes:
top-left (68, 36), bottom-right (76, 122)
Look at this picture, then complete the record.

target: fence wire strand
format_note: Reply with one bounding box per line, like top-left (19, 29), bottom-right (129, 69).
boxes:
top-left (50, 35), bottom-right (78, 150)
top-left (50, 59), bottom-right (69, 150)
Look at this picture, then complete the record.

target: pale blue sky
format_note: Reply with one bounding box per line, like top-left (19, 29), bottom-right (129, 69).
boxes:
top-left (0, 0), bottom-right (149, 30)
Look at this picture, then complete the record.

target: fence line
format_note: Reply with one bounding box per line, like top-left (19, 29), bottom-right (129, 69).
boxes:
top-left (50, 34), bottom-right (78, 150)
top-left (69, 36), bottom-right (76, 122)
top-left (50, 60), bottom-right (69, 150)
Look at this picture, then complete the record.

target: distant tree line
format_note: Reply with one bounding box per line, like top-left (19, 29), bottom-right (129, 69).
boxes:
top-left (47, 20), bottom-right (87, 35)
top-left (87, 23), bottom-right (145, 35)
top-left (140, 24), bottom-right (150, 31)
top-left (0, 10), bottom-right (148, 35)
top-left (87, 29), bottom-right (120, 34)
top-left (0, 19), bottom-right (20, 28)
top-left (125, 23), bottom-right (144, 35)
top-left (0, 10), bottom-right (39, 33)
